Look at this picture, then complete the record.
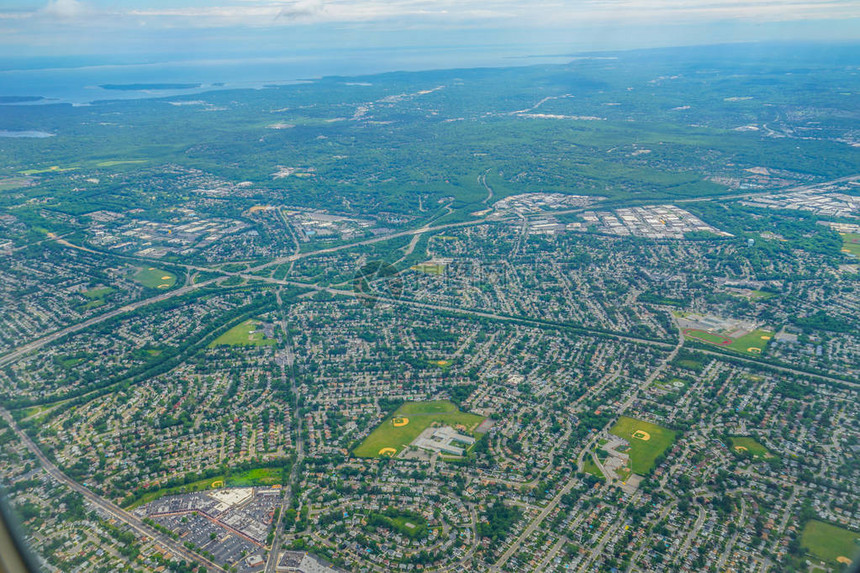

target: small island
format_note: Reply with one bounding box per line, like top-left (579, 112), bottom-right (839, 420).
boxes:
top-left (0, 96), bottom-right (45, 103)
top-left (99, 83), bottom-right (201, 91)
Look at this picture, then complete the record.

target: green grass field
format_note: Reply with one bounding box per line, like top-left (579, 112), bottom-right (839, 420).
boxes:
top-left (353, 400), bottom-right (485, 458)
top-left (411, 262), bottom-right (447, 275)
top-left (96, 159), bottom-right (148, 167)
top-left (84, 286), bottom-right (115, 299)
top-left (20, 165), bottom-right (77, 175)
top-left (78, 286), bottom-right (115, 310)
top-left (684, 329), bottom-right (732, 345)
top-left (133, 267), bottom-right (177, 289)
top-left (729, 436), bottom-right (773, 459)
top-left (841, 233), bottom-right (860, 257)
top-left (750, 290), bottom-right (776, 301)
top-left (126, 467), bottom-right (282, 509)
top-left (209, 319), bottom-right (276, 347)
top-left (583, 454), bottom-right (604, 479)
top-left (655, 377), bottom-right (687, 390)
top-left (676, 358), bottom-right (704, 371)
top-left (685, 327), bottom-right (773, 356)
top-left (801, 520), bottom-right (860, 566)
top-left (727, 329), bottom-right (773, 355)
top-left (609, 416), bottom-right (677, 475)
top-left (367, 509), bottom-right (429, 539)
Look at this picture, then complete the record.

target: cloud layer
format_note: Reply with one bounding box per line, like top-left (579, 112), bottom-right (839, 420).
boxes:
top-left (6, 0), bottom-right (860, 28)
top-left (0, 0), bottom-right (857, 60)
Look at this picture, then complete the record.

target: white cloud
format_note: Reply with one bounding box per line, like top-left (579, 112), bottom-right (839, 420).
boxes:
top-left (40, 0), bottom-right (88, 18)
top-left (4, 0), bottom-right (858, 29)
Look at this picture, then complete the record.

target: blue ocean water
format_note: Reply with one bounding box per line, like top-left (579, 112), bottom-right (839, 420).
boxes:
top-left (0, 46), bottom-right (573, 105)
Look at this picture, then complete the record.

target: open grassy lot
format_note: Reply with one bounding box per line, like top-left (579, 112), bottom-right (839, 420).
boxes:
top-left (228, 467), bottom-right (281, 486)
top-left (353, 400), bottom-right (485, 458)
top-left (411, 261), bottom-right (447, 275)
top-left (841, 233), bottom-right (860, 257)
top-left (95, 159), bottom-right (147, 167)
top-left (84, 286), bottom-right (115, 299)
top-left (727, 329), bottom-right (773, 355)
top-left (801, 520), bottom-right (860, 566)
top-left (20, 165), bottom-right (77, 175)
top-left (684, 329), bottom-right (731, 345)
top-left (77, 286), bottom-right (115, 310)
top-left (126, 467), bottom-right (283, 509)
top-left (609, 416), bottom-right (677, 475)
top-left (729, 436), bottom-right (773, 459)
top-left (676, 358), bottom-right (704, 372)
top-left (367, 508), bottom-right (429, 539)
top-left (583, 454), bottom-right (604, 479)
top-left (750, 290), bottom-right (776, 300)
top-left (209, 319), bottom-right (276, 347)
top-left (0, 177), bottom-right (33, 191)
top-left (133, 267), bottom-right (177, 289)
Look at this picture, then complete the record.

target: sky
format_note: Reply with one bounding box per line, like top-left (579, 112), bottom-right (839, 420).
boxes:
top-left (0, 0), bottom-right (858, 65)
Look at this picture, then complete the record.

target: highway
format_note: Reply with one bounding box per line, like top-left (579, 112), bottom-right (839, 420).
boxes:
top-left (0, 408), bottom-right (225, 572)
top-left (0, 278), bottom-right (219, 367)
top-left (0, 175), bottom-right (857, 571)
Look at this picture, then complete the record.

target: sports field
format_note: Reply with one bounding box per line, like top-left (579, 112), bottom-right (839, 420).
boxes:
top-left (685, 328), bottom-right (773, 356)
top-left (133, 267), bottom-right (177, 289)
top-left (209, 319), bottom-right (276, 347)
top-left (801, 520), bottom-right (860, 566)
top-left (729, 436), bottom-right (773, 459)
top-left (609, 416), bottom-right (677, 475)
top-left (726, 329), bottom-right (773, 354)
top-left (353, 400), bottom-right (485, 458)
top-left (841, 233), bottom-right (860, 257)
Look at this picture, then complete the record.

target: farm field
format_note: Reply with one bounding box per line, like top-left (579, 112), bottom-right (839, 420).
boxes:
top-left (729, 437), bottom-right (773, 459)
top-left (801, 520), bottom-right (860, 567)
top-left (609, 416), bottom-right (677, 475)
top-left (353, 400), bottom-right (485, 458)
top-left (133, 267), bottom-right (177, 289)
top-left (209, 319), bottom-right (276, 347)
